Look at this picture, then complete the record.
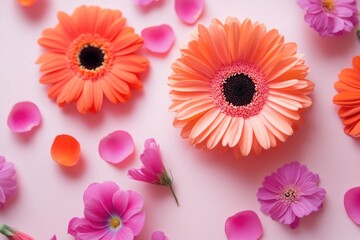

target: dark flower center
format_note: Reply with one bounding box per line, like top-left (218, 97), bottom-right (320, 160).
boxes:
top-left (222, 73), bottom-right (256, 106)
top-left (79, 45), bottom-right (105, 70)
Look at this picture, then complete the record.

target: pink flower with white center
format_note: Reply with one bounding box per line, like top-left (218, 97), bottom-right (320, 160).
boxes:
top-left (128, 138), bottom-right (179, 205)
top-left (297, 0), bottom-right (358, 37)
top-left (0, 156), bottom-right (17, 209)
top-left (257, 161), bottom-right (326, 228)
top-left (68, 181), bottom-right (145, 240)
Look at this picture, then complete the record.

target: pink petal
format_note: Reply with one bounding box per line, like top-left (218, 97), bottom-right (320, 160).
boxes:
top-left (50, 235), bottom-right (57, 240)
top-left (344, 187), bottom-right (360, 225)
top-left (123, 212), bottom-right (145, 236)
top-left (152, 231), bottom-right (169, 240)
top-left (225, 210), bottom-right (263, 240)
top-left (175, 0), bottom-right (204, 24)
top-left (134, 0), bottom-right (157, 6)
top-left (7, 101), bottom-right (41, 133)
top-left (98, 130), bottom-right (135, 164)
top-left (141, 24), bottom-right (175, 54)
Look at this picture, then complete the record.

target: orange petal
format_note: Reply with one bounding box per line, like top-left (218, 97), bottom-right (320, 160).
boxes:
top-left (18, 0), bottom-right (36, 6)
top-left (51, 134), bottom-right (80, 167)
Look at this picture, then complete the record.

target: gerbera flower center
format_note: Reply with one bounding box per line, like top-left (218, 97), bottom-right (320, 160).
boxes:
top-left (211, 62), bottom-right (269, 118)
top-left (109, 216), bottom-right (122, 229)
top-left (78, 45), bottom-right (105, 70)
top-left (322, 0), bottom-right (334, 11)
top-left (222, 73), bottom-right (256, 106)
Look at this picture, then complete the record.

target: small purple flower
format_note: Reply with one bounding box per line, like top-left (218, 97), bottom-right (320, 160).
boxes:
top-left (297, 0), bottom-right (358, 37)
top-left (0, 156), bottom-right (17, 209)
top-left (128, 138), bottom-right (179, 205)
top-left (257, 161), bottom-right (326, 228)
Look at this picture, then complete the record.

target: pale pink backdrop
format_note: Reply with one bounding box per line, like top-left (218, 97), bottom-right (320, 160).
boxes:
top-left (0, 0), bottom-right (359, 239)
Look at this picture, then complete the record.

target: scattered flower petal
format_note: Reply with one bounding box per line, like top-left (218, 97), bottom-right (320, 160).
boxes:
top-left (0, 224), bottom-right (34, 240)
top-left (68, 181), bottom-right (145, 239)
top-left (50, 235), bottom-right (57, 240)
top-left (17, 0), bottom-right (36, 6)
top-left (257, 161), bottom-right (326, 228)
top-left (7, 101), bottom-right (41, 133)
top-left (141, 24), bottom-right (175, 54)
top-left (51, 134), bottom-right (80, 167)
top-left (134, 0), bottom-right (158, 6)
top-left (0, 156), bottom-right (17, 209)
top-left (128, 138), bottom-right (179, 205)
top-left (175, 0), bottom-right (204, 24)
top-left (98, 130), bottom-right (135, 164)
top-left (152, 231), bottom-right (169, 240)
top-left (344, 187), bottom-right (360, 225)
top-left (225, 210), bottom-right (263, 240)
top-left (297, 0), bottom-right (358, 37)
top-left (37, 6), bottom-right (149, 114)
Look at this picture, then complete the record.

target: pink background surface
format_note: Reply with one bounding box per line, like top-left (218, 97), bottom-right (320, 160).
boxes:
top-left (1, 0), bottom-right (360, 239)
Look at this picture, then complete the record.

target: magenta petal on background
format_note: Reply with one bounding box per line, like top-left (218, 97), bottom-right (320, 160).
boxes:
top-left (7, 101), bottom-right (41, 133)
top-left (344, 187), bottom-right (360, 225)
top-left (98, 130), bottom-right (135, 164)
top-left (225, 210), bottom-right (263, 240)
top-left (134, 0), bottom-right (157, 6)
top-left (175, 0), bottom-right (204, 24)
top-left (141, 24), bottom-right (175, 54)
top-left (50, 235), bottom-right (57, 240)
top-left (152, 231), bottom-right (169, 240)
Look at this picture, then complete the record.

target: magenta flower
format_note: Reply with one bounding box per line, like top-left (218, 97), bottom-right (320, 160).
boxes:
top-left (0, 156), bottom-right (17, 209)
top-left (151, 231), bottom-right (168, 240)
top-left (297, 0), bottom-right (358, 37)
top-left (68, 181), bottom-right (145, 240)
top-left (128, 138), bottom-right (179, 205)
top-left (257, 161), bottom-right (326, 228)
top-left (0, 225), bottom-right (34, 240)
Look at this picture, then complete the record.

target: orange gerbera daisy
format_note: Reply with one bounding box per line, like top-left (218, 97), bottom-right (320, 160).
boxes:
top-left (168, 18), bottom-right (314, 158)
top-left (37, 6), bottom-right (149, 114)
top-left (333, 56), bottom-right (360, 137)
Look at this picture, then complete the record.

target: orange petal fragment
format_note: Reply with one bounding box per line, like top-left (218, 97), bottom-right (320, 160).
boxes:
top-left (51, 134), bottom-right (80, 167)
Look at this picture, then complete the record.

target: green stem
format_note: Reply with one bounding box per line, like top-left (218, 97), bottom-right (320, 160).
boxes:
top-left (169, 184), bottom-right (179, 206)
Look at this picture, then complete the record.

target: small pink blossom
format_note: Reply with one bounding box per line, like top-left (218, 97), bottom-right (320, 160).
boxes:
top-left (151, 231), bottom-right (168, 240)
top-left (128, 138), bottom-right (179, 205)
top-left (68, 181), bottom-right (145, 239)
top-left (297, 0), bottom-right (358, 37)
top-left (0, 156), bottom-right (17, 209)
top-left (225, 211), bottom-right (263, 240)
top-left (257, 161), bottom-right (326, 228)
top-left (0, 225), bottom-right (34, 240)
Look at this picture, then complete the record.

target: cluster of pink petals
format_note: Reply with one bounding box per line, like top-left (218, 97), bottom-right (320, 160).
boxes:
top-left (7, 102), bottom-right (41, 133)
top-left (128, 138), bottom-right (179, 205)
top-left (68, 181), bottom-right (145, 240)
top-left (344, 187), bottom-right (360, 225)
top-left (0, 156), bottom-right (17, 209)
top-left (141, 24), bottom-right (175, 54)
top-left (297, 0), bottom-right (358, 37)
top-left (257, 161), bottom-right (326, 228)
top-left (98, 130), bottom-right (135, 164)
top-left (225, 211), bottom-right (263, 240)
top-left (151, 231), bottom-right (168, 240)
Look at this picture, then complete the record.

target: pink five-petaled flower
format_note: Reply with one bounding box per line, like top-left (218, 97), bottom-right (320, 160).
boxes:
top-left (68, 181), bottom-right (145, 240)
top-left (297, 0), bottom-right (358, 37)
top-left (151, 231), bottom-right (169, 240)
top-left (257, 161), bottom-right (326, 228)
top-left (128, 138), bottom-right (179, 205)
top-left (0, 225), bottom-right (34, 240)
top-left (0, 156), bottom-right (17, 209)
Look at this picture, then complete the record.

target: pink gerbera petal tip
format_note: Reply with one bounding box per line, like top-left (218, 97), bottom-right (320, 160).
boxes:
top-left (344, 187), bottom-right (360, 225)
top-left (257, 161), bottom-right (326, 228)
top-left (98, 130), bottom-right (135, 164)
top-left (175, 0), bottom-right (204, 24)
top-left (225, 210), bottom-right (263, 240)
top-left (7, 101), bottom-right (41, 133)
top-left (141, 24), bottom-right (175, 54)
